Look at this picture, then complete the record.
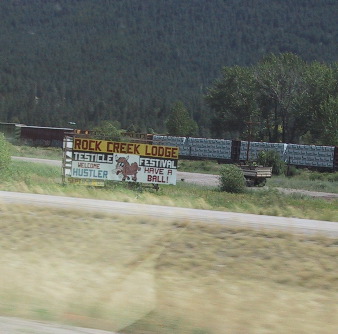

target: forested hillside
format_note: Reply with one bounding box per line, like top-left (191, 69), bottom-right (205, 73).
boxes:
top-left (0, 0), bottom-right (337, 137)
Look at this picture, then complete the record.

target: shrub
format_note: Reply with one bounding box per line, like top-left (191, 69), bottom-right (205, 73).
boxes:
top-left (257, 150), bottom-right (285, 175)
top-left (285, 165), bottom-right (299, 177)
top-left (0, 133), bottom-right (11, 171)
top-left (219, 164), bottom-right (246, 193)
top-left (328, 173), bottom-right (338, 182)
top-left (309, 172), bottom-right (325, 181)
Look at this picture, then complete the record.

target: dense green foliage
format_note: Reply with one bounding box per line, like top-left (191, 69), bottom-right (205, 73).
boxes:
top-left (0, 1), bottom-right (337, 139)
top-left (0, 133), bottom-right (11, 170)
top-left (166, 102), bottom-right (198, 136)
top-left (92, 121), bottom-right (123, 141)
top-left (206, 53), bottom-right (338, 145)
top-left (257, 150), bottom-right (285, 175)
top-left (219, 164), bottom-right (246, 193)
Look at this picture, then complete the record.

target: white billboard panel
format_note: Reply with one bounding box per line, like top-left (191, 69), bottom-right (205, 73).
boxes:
top-left (66, 137), bottom-right (178, 185)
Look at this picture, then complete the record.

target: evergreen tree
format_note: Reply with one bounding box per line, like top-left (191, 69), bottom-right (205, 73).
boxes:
top-left (92, 121), bottom-right (122, 141)
top-left (166, 101), bottom-right (198, 136)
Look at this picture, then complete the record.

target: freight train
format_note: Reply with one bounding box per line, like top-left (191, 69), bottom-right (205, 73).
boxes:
top-left (152, 135), bottom-right (338, 171)
top-left (0, 122), bottom-right (74, 148)
top-left (1, 122), bottom-right (337, 171)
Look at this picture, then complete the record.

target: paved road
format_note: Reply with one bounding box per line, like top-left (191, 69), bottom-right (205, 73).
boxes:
top-left (12, 156), bottom-right (63, 166)
top-left (0, 316), bottom-right (117, 334)
top-left (1, 190), bottom-right (337, 237)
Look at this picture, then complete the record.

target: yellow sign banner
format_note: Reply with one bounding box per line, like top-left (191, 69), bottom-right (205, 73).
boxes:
top-left (73, 138), bottom-right (179, 159)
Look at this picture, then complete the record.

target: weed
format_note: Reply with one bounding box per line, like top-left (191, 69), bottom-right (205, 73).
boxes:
top-left (309, 172), bottom-right (325, 181)
top-left (268, 174), bottom-right (338, 194)
top-left (285, 164), bottom-right (300, 177)
top-left (257, 150), bottom-right (285, 175)
top-left (0, 133), bottom-right (11, 170)
top-left (328, 173), bottom-right (338, 182)
top-left (178, 159), bottom-right (221, 174)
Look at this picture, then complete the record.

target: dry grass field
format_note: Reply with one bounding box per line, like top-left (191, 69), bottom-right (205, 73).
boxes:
top-left (0, 203), bottom-right (337, 334)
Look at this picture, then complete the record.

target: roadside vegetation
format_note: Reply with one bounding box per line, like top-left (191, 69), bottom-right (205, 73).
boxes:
top-left (178, 159), bottom-right (223, 174)
top-left (9, 144), bottom-right (338, 192)
top-left (0, 204), bottom-right (337, 334)
top-left (1, 159), bottom-right (337, 222)
top-left (179, 158), bottom-right (338, 194)
top-left (268, 171), bottom-right (338, 194)
top-left (0, 133), bottom-right (11, 170)
top-left (10, 144), bottom-right (63, 160)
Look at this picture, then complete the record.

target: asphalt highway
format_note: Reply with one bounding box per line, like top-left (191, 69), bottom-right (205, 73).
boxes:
top-left (0, 316), bottom-right (117, 334)
top-left (1, 190), bottom-right (337, 237)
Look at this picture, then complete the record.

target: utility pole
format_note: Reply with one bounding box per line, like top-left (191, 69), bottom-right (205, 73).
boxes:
top-left (244, 117), bottom-right (258, 163)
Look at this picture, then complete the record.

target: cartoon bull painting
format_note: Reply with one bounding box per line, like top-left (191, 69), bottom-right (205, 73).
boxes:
top-left (115, 155), bottom-right (141, 181)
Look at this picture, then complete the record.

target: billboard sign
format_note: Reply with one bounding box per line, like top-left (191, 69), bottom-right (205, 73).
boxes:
top-left (68, 138), bottom-right (178, 185)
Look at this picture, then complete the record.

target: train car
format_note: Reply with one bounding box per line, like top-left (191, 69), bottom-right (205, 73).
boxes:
top-left (284, 144), bottom-right (336, 171)
top-left (3, 122), bottom-right (337, 172)
top-left (153, 135), bottom-right (234, 161)
top-left (334, 147), bottom-right (338, 172)
top-left (152, 134), bottom-right (338, 172)
top-left (19, 125), bottom-right (74, 148)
